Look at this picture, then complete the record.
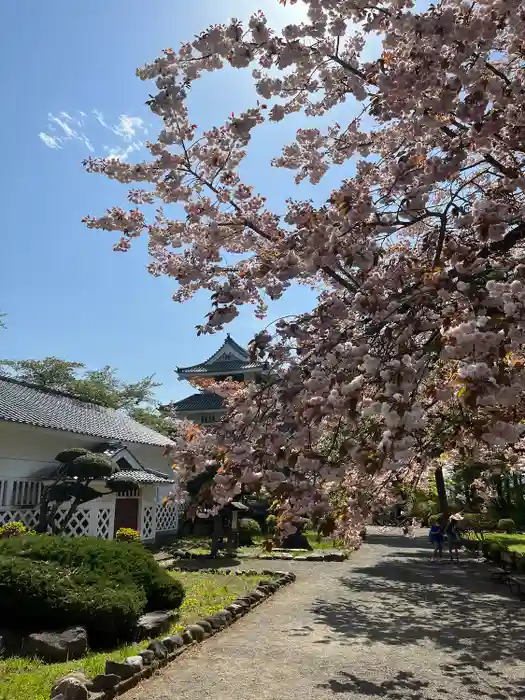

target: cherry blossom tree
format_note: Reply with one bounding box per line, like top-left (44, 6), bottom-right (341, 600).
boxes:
top-left (84, 0), bottom-right (525, 544)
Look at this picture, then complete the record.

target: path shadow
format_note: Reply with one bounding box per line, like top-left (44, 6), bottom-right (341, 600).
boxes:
top-left (305, 533), bottom-right (525, 698)
top-left (317, 670), bottom-right (435, 698)
top-left (311, 548), bottom-right (525, 663)
top-left (318, 665), bottom-right (525, 700)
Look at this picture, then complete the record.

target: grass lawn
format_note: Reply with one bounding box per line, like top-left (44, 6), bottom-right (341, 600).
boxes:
top-left (0, 570), bottom-right (268, 700)
top-left (477, 531), bottom-right (525, 553)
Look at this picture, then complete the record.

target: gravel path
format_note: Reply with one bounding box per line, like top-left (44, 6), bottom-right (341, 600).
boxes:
top-left (129, 528), bottom-right (525, 700)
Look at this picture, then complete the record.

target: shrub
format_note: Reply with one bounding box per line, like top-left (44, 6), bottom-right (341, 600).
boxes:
top-left (497, 518), bottom-right (516, 533)
top-left (0, 521), bottom-right (32, 538)
top-left (147, 572), bottom-right (185, 611)
top-left (67, 453), bottom-right (115, 479)
top-left (487, 541), bottom-right (507, 563)
top-left (0, 554), bottom-right (145, 645)
top-left (55, 447), bottom-right (91, 464)
top-left (516, 555), bottom-right (525, 574)
top-left (460, 512), bottom-right (496, 533)
top-left (318, 515), bottom-right (336, 537)
top-left (428, 514), bottom-right (443, 526)
top-left (265, 514), bottom-right (277, 534)
top-left (116, 527), bottom-right (141, 542)
top-left (0, 536), bottom-right (185, 645)
top-left (239, 518), bottom-right (262, 537)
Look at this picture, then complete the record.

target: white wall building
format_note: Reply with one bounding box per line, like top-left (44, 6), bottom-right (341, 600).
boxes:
top-left (0, 376), bottom-right (179, 542)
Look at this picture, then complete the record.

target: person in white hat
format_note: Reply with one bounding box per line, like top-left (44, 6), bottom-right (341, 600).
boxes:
top-left (444, 513), bottom-right (464, 562)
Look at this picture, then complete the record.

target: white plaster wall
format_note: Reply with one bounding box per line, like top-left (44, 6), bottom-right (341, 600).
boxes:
top-left (0, 421), bottom-right (101, 479)
top-left (0, 421), bottom-right (175, 479)
top-left (129, 443), bottom-right (175, 478)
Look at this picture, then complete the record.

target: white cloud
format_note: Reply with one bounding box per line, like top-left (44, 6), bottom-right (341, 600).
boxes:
top-left (49, 114), bottom-right (76, 139)
top-left (80, 135), bottom-right (95, 152)
top-left (104, 141), bottom-right (142, 162)
top-left (93, 109), bottom-right (108, 128)
top-left (39, 109), bottom-right (147, 160)
top-left (112, 114), bottom-right (147, 141)
top-left (39, 132), bottom-right (62, 149)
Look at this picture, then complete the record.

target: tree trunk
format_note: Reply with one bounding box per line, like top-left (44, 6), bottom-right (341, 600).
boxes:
top-left (210, 513), bottom-right (224, 557)
top-left (513, 473), bottom-right (523, 506)
top-left (435, 466), bottom-right (449, 517)
top-left (56, 498), bottom-right (80, 535)
top-left (36, 494), bottom-right (50, 533)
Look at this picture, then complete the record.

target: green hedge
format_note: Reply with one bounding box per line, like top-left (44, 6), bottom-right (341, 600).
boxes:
top-left (497, 518), bottom-right (516, 533)
top-left (239, 518), bottom-right (261, 536)
top-left (0, 536), bottom-right (184, 646)
top-left (0, 554), bottom-right (145, 645)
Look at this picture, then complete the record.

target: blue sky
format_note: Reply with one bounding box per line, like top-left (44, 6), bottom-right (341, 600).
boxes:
top-left (0, 1), bottom-right (366, 404)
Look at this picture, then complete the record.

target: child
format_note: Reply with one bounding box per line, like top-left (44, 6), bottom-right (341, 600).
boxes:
top-left (445, 513), bottom-right (463, 562)
top-left (429, 521), bottom-right (444, 560)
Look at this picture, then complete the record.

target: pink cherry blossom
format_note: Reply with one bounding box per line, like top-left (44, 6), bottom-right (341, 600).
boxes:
top-left (85, 0), bottom-right (525, 542)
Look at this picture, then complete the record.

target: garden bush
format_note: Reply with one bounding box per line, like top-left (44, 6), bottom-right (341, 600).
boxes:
top-left (461, 512), bottom-right (496, 533)
top-left (317, 515), bottom-right (336, 537)
top-left (428, 514), bottom-right (443, 526)
top-left (116, 527), bottom-right (141, 542)
top-left (486, 541), bottom-right (507, 563)
top-left (239, 518), bottom-right (262, 537)
top-left (0, 536), bottom-right (185, 646)
top-left (497, 518), bottom-right (517, 533)
top-left (0, 521), bottom-right (32, 538)
top-left (265, 514), bottom-right (277, 534)
top-left (239, 517), bottom-right (262, 546)
top-left (0, 554), bottom-right (146, 645)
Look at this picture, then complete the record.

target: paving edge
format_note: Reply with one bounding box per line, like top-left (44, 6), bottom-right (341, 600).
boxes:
top-left (50, 570), bottom-right (296, 700)
top-left (158, 551), bottom-right (350, 565)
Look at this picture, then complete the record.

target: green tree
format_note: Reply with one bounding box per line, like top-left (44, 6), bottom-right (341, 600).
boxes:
top-left (37, 448), bottom-right (117, 534)
top-left (129, 406), bottom-right (174, 436)
top-left (0, 357), bottom-right (84, 389)
top-left (0, 356), bottom-right (173, 434)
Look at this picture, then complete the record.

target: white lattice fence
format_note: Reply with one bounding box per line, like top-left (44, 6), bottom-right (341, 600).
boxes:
top-left (96, 508), bottom-right (112, 539)
top-left (54, 508), bottom-right (92, 537)
top-left (0, 507), bottom-right (39, 529)
top-left (0, 504), bottom-right (115, 539)
top-left (141, 505), bottom-right (155, 540)
top-left (156, 503), bottom-right (178, 532)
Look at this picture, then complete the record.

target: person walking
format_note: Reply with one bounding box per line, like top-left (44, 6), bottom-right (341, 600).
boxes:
top-left (444, 513), bottom-right (464, 562)
top-left (429, 520), bottom-right (444, 561)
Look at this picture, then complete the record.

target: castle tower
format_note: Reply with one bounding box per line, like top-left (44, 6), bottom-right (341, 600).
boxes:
top-left (163, 335), bottom-right (265, 425)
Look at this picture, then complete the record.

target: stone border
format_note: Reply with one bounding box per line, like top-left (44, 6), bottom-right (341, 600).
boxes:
top-left (238, 552), bottom-right (348, 562)
top-left (51, 570), bottom-right (296, 700)
top-left (163, 550), bottom-right (349, 563)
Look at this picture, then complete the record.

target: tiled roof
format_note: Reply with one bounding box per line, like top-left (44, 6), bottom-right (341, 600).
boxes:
top-left (0, 376), bottom-right (173, 447)
top-left (177, 334), bottom-right (264, 375)
top-left (32, 464), bottom-right (174, 485)
top-left (171, 392), bottom-right (224, 412)
top-left (109, 469), bottom-right (174, 485)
